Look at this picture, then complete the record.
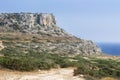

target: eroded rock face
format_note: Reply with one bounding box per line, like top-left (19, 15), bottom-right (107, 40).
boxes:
top-left (0, 13), bottom-right (69, 37)
top-left (0, 13), bottom-right (102, 55)
top-left (39, 14), bottom-right (56, 27)
top-left (0, 41), bottom-right (4, 51)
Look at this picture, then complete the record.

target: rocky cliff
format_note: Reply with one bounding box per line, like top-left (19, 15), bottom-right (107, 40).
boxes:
top-left (0, 13), bottom-right (102, 55)
top-left (0, 13), bottom-right (69, 36)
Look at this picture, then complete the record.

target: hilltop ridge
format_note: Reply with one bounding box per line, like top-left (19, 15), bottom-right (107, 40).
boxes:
top-left (0, 13), bottom-right (69, 36)
top-left (0, 13), bottom-right (102, 55)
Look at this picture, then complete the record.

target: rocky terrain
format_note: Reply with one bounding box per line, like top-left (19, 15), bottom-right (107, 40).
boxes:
top-left (0, 13), bottom-right (102, 55)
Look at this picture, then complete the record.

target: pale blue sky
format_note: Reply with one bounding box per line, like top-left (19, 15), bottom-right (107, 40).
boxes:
top-left (0, 0), bottom-right (120, 42)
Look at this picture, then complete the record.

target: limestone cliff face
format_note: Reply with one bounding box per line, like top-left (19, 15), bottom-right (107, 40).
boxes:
top-left (0, 13), bottom-right (69, 36)
top-left (0, 13), bottom-right (102, 55)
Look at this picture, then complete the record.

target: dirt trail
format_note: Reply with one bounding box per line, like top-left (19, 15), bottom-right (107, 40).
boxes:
top-left (0, 68), bottom-right (85, 80)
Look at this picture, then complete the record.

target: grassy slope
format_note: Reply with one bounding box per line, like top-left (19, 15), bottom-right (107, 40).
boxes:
top-left (0, 33), bottom-right (120, 80)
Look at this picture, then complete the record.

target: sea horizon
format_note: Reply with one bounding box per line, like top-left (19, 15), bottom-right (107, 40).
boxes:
top-left (97, 42), bottom-right (120, 56)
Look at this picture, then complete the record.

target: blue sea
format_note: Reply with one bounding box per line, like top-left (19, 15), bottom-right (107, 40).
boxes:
top-left (97, 43), bottom-right (120, 56)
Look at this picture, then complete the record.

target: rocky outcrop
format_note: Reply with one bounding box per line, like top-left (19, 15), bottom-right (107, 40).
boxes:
top-left (0, 41), bottom-right (4, 50)
top-left (0, 13), bottom-right (102, 55)
top-left (0, 13), bottom-right (69, 37)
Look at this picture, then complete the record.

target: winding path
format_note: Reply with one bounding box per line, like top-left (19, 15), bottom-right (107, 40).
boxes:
top-left (0, 68), bottom-right (85, 80)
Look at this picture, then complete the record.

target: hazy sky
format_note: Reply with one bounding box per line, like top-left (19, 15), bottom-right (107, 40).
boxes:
top-left (0, 0), bottom-right (120, 43)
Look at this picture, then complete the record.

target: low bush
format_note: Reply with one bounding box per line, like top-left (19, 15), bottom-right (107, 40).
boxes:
top-left (74, 58), bottom-right (120, 79)
top-left (1, 57), bottom-right (36, 71)
top-left (0, 47), bottom-right (120, 79)
top-left (0, 49), bottom-right (75, 71)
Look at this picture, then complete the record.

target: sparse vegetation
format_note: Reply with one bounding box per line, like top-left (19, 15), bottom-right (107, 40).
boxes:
top-left (0, 47), bottom-right (120, 80)
top-left (74, 57), bottom-right (120, 79)
top-left (0, 47), bottom-right (75, 71)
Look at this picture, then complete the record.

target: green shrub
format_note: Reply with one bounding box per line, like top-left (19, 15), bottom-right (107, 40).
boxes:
top-left (0, 47), bottom-right (24, 57)
top-left (74, 58), bottom-right (120, 79)
top-left (1, 57), bottom-right (36, 71)
top-left (1, 47), bottom-right (120, 79)
top-left (36, 61), bottom-right (55, 70)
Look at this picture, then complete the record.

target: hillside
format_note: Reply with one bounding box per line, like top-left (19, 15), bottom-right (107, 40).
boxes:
top-left (0, 13), bottom-right (119, 80)
top-left (0, 13), bottom-right (102, 55)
